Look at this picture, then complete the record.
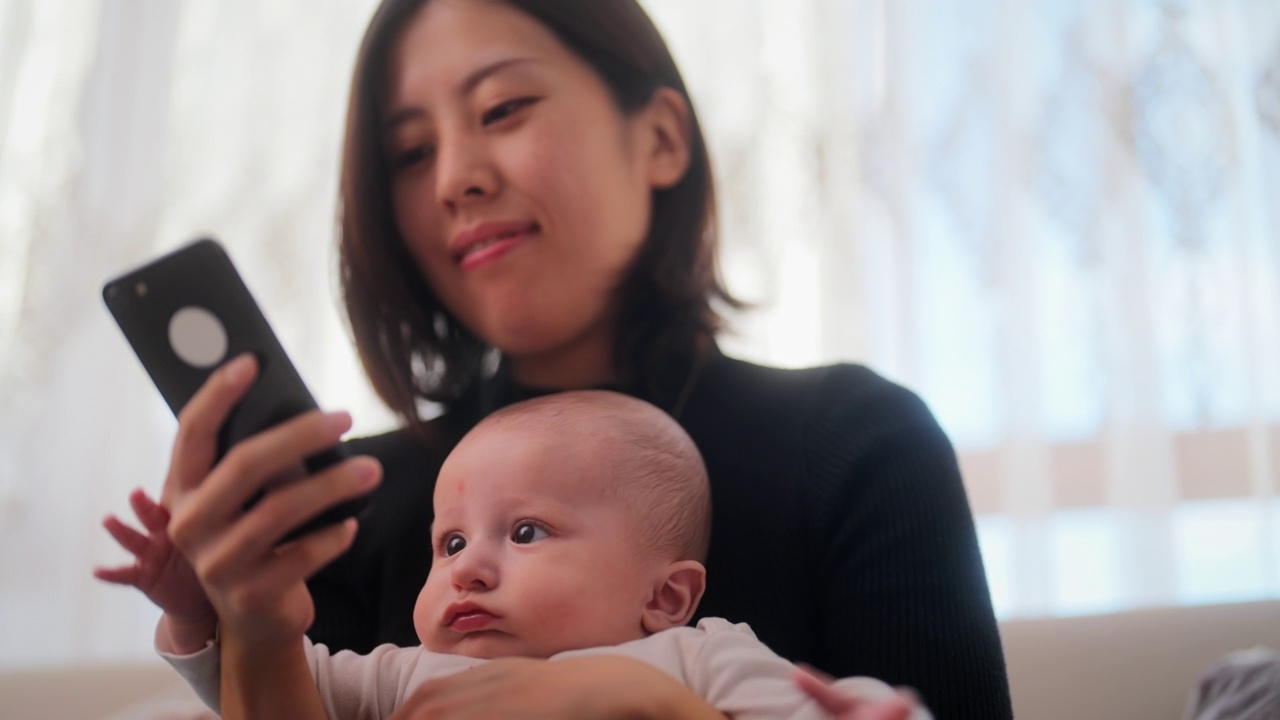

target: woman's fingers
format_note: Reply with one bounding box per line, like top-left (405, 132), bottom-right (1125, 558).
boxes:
top-left (387, 655), bottom-right (712, 720)
top-left (796, 663), bottom-right (835, 684)
top-left (242, 455), bottom-right (378, 549)
top-left (794, 667), bottom-right (858, 714)
top-left (192, 456), bottom-right (378, 587)
top-left (795, 668), bottom-right (922, 720)
top-left (204, 520), bottom-right (357, 639)
top-left (853, 693), bottom-right (915, 720)
top-left (253, 518), bottom-right (360, 596)
top-left (206, 409), bottom-right (354, 513)
top-left (167, 353), bottom-right (259, 498)
top-left (169, 410), bottom-right (357, 550)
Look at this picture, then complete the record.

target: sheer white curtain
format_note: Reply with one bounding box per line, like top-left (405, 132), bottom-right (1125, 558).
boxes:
top-left (669, 0), bottom-right (1280, 619)
top-left (0, 0), bottom-right (387, 668)
top-left (894, 0), bottom-right (1279, 618)
top-left (1, 0), bottom-right (1277, 669)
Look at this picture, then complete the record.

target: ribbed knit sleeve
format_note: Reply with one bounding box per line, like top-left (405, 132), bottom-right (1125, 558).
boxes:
top-left (803, 365), bottom-right (1012, 719)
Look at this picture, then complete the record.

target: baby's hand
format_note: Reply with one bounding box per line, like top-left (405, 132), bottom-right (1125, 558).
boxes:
top-left (94, 488), bottom-right (215, 632)
top-left (794, 666), bottom-right (920, 720)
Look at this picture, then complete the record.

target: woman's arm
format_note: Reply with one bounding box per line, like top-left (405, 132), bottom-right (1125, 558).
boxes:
top-left (805, 367), bottom-right (1012, 720)
top-left (387, 655), bottom-right (727, 720)
top-left (152, 354), bottom-right (384, 718)
top-left (221, 632), bottom-right (328, 720)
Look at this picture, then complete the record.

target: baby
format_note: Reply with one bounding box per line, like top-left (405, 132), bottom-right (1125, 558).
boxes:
top-left (99, 390), bottom-right (926, 720)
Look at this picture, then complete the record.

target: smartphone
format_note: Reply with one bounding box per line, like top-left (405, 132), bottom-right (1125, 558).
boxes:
top-left (102, 237), bottom-right (371, 543)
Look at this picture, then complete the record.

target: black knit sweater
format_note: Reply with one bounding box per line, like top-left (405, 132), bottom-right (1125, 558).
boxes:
top-left (307, 349), bottom-right (1013, 719)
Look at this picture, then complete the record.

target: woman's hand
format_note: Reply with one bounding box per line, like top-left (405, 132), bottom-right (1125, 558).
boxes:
top-left (158, 353), bottom-right (380, 649)
top-left (388, 655), bottom-right (726, 720)
top-left (794, 666), bottom-right (921, 720)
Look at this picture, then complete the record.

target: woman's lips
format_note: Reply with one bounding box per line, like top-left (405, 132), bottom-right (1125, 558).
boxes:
top-left (453, 223), bottom-right (539, 272)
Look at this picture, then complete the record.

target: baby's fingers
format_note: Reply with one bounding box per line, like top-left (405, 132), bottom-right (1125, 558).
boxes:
top-left (128, 488), bottom-right (170, 534)
top-left (102, 514), bottom-right (152, 558)
top-left (92, 563), bottom-right (143, 587)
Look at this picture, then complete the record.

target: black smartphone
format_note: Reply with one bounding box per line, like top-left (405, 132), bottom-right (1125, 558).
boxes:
top-left (102, 237), bottom-right (371, 543)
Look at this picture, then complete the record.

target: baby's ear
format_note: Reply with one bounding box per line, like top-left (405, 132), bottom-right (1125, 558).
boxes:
top-left (641, 560), bottom-right (706, 634)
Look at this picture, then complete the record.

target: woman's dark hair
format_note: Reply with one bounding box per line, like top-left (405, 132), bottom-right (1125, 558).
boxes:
top-left (339, 0), bottom-right (737, 430)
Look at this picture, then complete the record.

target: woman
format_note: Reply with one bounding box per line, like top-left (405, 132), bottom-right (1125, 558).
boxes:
top-left (153, 0), bottom-right (1012, 717)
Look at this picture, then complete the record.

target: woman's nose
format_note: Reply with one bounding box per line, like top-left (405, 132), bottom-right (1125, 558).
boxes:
top-left (435, 131), bottom-right (499, 213)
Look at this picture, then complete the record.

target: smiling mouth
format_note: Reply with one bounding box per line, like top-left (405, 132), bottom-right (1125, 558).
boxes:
top-left (466, 230), bottom-right (523, 255)
top-left (453, 223), bottom-right (539, 269)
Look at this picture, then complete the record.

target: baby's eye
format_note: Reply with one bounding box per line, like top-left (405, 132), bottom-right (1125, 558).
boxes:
top-left (444, 534), bottom-right (466, 556)
top-left (482, 97), bottom-right (537, 126)
top-left (511, 521), bottom-right (549, 545)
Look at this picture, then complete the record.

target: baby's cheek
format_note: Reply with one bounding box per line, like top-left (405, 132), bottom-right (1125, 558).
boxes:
top-left (412, 582), bottom-right (439, 648)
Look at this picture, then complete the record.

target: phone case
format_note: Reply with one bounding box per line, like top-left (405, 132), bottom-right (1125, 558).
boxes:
top-left (102, 237), bottom-right (370, 542)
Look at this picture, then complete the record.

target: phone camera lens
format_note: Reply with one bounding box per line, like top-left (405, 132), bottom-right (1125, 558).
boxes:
top-left (134, 281), bottom-right (148, 298)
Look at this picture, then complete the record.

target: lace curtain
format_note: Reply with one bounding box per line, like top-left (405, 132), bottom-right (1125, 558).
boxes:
top-left (1, 0), bottom-right (1277, 669)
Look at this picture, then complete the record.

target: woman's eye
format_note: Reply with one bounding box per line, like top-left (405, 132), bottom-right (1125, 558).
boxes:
top-left (511, 522), bottom-right (549, 545)
top-left (444, 535), bottom-right (466, 556)
top-left (394, 145), bottom-right (434, 171)
top-left (482, 97), bottom-right (536, 126)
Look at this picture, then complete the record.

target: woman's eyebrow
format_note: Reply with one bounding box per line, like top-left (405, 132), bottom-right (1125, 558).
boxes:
top-left (383, 57), bottom-right (538, 133)
top-left (458, 56), bottom-right (537, 96)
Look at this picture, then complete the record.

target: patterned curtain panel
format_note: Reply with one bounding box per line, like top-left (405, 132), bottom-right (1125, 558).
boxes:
top-left (1, 0), bottom-right (1277, 667)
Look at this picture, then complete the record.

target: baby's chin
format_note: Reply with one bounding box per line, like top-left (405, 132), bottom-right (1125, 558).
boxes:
top-left (423, 631), bottom-right (558, 660)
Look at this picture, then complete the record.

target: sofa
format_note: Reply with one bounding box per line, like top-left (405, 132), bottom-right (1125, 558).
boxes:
top-left (3, 599), bottom-right (1278, 719)
top-left (1000, 599), bottom-right (1280, 719)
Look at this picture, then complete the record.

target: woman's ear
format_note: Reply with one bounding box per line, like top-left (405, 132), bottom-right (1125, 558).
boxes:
top-left (639, 87), bottom-right (692, 190)
top-left (641, 560), bottom-right (706, 634)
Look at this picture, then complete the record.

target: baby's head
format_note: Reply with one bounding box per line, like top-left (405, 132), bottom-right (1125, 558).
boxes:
top-left (413, 390), bottom-right (710, 659)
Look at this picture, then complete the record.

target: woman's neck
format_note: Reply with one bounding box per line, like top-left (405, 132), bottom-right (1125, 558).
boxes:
top-left (507, 335), bottom-right (616, 390)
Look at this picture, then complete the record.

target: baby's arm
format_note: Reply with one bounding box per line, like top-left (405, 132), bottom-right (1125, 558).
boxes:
top-left (165, 633), bottom-right (465, 719)
top-left (162, 635), bottom-right (379, 719)
top-left (95, 488), bottom-right (324, 718)
top-left (93, 488), bottom-right (218, 654)
top-left (94, 488), bottom-right (347, 719)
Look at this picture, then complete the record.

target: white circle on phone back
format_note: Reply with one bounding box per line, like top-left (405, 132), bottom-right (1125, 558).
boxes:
top-left (169, 306), bottom-right (228, 368)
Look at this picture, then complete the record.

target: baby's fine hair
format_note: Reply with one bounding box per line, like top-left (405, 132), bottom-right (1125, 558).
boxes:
top-left (482, 390), bottom-right (711, 563)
